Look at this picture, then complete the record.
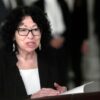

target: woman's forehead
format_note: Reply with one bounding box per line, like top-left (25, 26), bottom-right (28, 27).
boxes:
top-left (18, 16), bottom-right (38, 28)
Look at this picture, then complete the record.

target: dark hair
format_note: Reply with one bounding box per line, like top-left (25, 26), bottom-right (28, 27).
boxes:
top-left (1, 5), bottom-right (52, 53)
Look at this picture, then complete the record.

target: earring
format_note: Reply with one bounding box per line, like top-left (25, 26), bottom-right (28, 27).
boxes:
top-left (39, 44), bottom-right (41, 50)
top-left (13, 43), bottom-right (15, 52)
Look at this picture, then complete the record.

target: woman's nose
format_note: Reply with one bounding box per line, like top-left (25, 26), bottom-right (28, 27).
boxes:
top-left (27, 31), bottom-right (34, 39)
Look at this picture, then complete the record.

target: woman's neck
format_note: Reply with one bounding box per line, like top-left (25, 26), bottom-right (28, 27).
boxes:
top-left (16, 50), bottom-right (38, 69)
top-left (17, 50), bottom-right (36, 60)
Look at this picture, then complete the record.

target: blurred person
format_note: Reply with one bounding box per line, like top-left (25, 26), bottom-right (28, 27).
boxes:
top-left (0, 0), bottom-right (10, 24)
top-left (0, 5), bottom-right (67, 99)
top-left (68, 0), bottom-right (89, 86)
top-left (94, 0), bottom-right (100, 55)
top-left (0, 0), bottom-right (12, 51)
top-left (33, 0), bottom-right (71, 86)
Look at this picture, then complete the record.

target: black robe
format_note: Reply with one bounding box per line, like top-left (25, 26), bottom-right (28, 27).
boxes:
top-left (0, 50), bottom-right (60, 99)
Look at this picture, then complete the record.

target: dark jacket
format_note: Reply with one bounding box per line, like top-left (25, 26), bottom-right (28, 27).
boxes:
top-left (69, 0), bottom-right (88, 45)
top-left (94, 0), bottom-right (100, 41)
top-left (33, 0), bottom-right (70, 85)
top-left (0, 0), bottom-right (10, 24)
top-left (0, 50), bottom-right (60, 99)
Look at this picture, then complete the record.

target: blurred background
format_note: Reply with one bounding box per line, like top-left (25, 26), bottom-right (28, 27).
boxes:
top-left (0, 0), bottom-right (100, 90)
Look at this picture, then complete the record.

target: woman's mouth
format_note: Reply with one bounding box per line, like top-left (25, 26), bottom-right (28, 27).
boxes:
top-left (26, 42), bottom-right (36, 48)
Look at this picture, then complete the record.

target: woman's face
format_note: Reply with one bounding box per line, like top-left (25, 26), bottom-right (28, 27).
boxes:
top-left (15, 16), bottom-right (41, 53)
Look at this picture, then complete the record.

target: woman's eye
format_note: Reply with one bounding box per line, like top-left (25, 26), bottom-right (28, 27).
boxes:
top-left (19, 28), bottom-right (27, 32)
top-left (33, 28), bottom-right (40, 31)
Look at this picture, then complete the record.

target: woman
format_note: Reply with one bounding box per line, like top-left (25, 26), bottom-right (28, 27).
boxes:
top-left (0, 6), bottom-right (66, 99)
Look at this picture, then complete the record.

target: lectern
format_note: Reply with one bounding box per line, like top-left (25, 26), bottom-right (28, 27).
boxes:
top-left (28, 92), bottom-right (100, 100)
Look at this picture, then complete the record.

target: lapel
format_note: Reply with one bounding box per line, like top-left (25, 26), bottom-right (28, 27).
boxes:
top-left (6, 52), bottom-right (27, 98)
top-left (37, 52), bottom-right (60, 88)
top-left (37, 53), bottom-right (50, 88)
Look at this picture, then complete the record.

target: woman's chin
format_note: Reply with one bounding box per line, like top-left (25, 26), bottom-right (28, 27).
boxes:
top-left (25, 48), bottom-right (35, 53)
